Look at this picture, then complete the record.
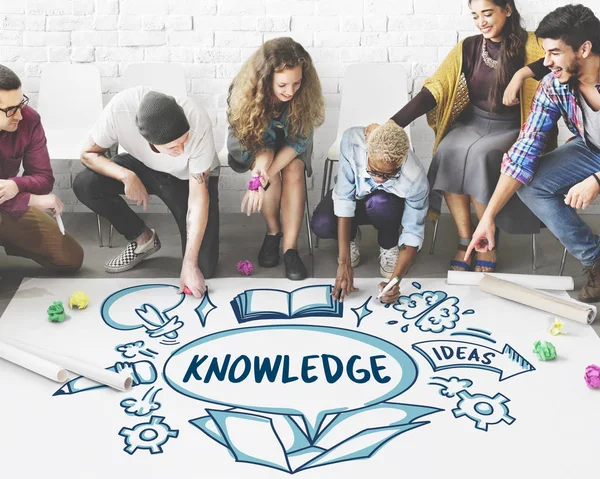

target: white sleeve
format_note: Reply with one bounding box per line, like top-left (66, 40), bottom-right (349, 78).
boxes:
top-left (187, 105), bottom-right (217, 175)
top-left (89, 93), bottom-right (120, 149)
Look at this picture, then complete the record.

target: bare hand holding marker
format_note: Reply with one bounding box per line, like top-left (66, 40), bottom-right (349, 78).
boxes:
top-left (377, 276), bottom-right (400, 304)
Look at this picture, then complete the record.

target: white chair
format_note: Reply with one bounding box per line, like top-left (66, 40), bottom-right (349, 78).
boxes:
top-left (218, 127), bottom-right (315, 263)
top-left (317, 63), bottom-right (412, 247)
top-left (101, 63), bottom-right (188, 247)
top-left (38, 63), bottom-right (105, 244)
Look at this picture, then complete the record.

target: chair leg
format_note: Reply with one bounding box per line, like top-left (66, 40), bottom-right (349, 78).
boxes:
top-left (316, 158), bottom-right (332, 249)
top-left (109, 224), bottom-right (114, 248)
top-left (96, 214), bottom-right (103, 247)
top-left (429, 218), bottom-right (439, 254)
top-left (304, 171), bottom-right (314, 257)
top-left (532, 234), bottom-right (537, 271)
top-left (558, 247), bottom-right (568, 276)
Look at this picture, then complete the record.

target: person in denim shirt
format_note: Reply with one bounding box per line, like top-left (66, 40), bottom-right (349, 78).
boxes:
top-left (227, 37), bottom-right (325, 280)
top-left (468, 5), bottom-right (600, 302)
top-left (311, 122), bottom-right (429, 304)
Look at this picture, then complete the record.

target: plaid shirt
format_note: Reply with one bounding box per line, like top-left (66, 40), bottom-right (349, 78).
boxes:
top-left (501, 73), bottom-right (599, 185)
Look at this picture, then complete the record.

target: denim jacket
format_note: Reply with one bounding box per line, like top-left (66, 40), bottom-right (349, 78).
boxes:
top-left (333, 127), bottom-right (430, 250)
top-left (228, 105), bottom-right (313, 173)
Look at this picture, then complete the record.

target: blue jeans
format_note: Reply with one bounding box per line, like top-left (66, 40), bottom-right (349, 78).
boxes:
top-left (517, 138), bottom-right (600, 266)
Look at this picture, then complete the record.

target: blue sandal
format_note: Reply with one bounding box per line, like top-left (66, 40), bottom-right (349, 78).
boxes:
top-left (450, 237), bottom-right (473, 271)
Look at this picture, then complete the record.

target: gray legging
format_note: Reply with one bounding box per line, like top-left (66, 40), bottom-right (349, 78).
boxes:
top-left (73, 154), bottom-right (220, 278)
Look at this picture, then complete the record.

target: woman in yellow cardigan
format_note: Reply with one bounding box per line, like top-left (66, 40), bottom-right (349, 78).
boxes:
top-left (390, 0), bottom-right (555, 272)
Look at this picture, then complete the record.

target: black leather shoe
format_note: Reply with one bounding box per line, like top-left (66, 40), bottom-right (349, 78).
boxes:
top-left (283, 249), bottom-right (307, 281)
top-left (258, 233), bottom-right (282, 268)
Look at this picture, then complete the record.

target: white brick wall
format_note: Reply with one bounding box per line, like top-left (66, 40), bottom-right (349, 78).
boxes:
top-left (0, 0), bottom-right (594, 213)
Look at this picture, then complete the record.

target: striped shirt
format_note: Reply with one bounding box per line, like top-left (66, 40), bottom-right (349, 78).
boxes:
top-left (501, 73), bottom-right (600, 185)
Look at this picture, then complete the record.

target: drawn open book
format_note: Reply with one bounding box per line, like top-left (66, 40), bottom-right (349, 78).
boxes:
top-left (230, 285), bottom-right (343, 323)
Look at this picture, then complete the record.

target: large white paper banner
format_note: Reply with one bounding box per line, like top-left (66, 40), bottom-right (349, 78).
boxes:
top-left (1, 277), bottom-right (599, 479)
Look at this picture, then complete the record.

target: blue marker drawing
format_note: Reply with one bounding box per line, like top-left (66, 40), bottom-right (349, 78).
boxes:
top-left (393, 290), bottom-right (461, 333)
top-left (412, 282), bottom-right (422, 290)
top-left (120, 387), bottom-right (163, 417)
top-left (428, 376), bottom-right (473, 398)
top-left (189, 402), bottom-right (441, 473)
top-left (450, 332), bottom-right (497, 344)
top-left (115, 340), bottom-right (159, 359)
top-left (452, 391), bottom-right (515, 431)
top-left (351, 297), bottom-right (373, 328)
top-left (412, 339), bottom-right (535, 382)
top-left (463, 309), bottom-right (475, 315)
top-left (400, 325), bottom-right (409, 333)
top-left (101, 284), bottom-right (185, 340)
top-left (119, 416), bottom-right (179, 454)
top-left (387, 320), bottom-right (398, 325)
top-left (230, 285), bottom-right (343, 323)
top-left (53, 360), bottom-right (157, 396)
top-left (195, 288), bottom-right (217, 327)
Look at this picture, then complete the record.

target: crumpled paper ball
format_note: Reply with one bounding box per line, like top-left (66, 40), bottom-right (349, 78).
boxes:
top-left (533, 340), bottom-right (557, 361)
top-left (237, 260), bottom-right (254, 276)
top-left (247, 175), bottom-right (263, 191)
top-left (47, 300), bottom-right (66, 323)
top-left (69, 291), bottom-right (89, 309)
top-left (584, 365), bottom-right (600, 388)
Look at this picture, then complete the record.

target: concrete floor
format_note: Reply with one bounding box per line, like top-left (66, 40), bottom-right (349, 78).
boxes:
top-left (1, 212), bottom-right (599, 337)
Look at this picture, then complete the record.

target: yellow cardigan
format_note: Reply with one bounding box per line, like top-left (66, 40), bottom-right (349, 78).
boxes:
top-left (423, 32), bottom-right (555, 153)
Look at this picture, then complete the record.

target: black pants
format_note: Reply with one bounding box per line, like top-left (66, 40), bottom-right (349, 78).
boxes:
top-left (73, 154), bottom-right (219, 278)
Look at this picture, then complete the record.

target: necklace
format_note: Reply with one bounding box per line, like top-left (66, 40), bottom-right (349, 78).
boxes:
top-left (481, 39), bottom-right (498, 69)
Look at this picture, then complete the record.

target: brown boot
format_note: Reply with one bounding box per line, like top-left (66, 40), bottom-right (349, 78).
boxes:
top-left (578, 261), bottom-right (600, 303)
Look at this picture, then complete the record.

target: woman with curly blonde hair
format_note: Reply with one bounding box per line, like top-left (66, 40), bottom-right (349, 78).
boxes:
top-left (227, 37), bottom-right (324, 280)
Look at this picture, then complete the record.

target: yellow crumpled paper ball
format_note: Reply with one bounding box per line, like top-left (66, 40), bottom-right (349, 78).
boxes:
top-left (69, 291), bottom-right (89, 309)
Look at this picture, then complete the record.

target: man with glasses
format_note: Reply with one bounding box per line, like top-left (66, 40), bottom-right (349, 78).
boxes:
top-left (311, 121), bottom-right (429, 303)
top-left (0, 64), bottom-right (83, 272)
top-left (73, 86), bottom-right (220, 298)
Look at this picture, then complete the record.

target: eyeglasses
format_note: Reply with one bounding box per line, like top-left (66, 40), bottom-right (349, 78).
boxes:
top-left (366, 166), bottom-right (401, 181)
top-left (0, 94), bottom-right (29, 118)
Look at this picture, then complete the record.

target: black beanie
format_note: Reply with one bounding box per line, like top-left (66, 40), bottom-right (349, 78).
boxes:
top-left (136, 91), bottom-right (190, 145)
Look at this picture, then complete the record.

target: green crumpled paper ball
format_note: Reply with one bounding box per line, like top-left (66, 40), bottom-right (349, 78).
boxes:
top-left (47, 300), bottom-right (66, 323)
top-left (533, 340), bottom-right (557, 361)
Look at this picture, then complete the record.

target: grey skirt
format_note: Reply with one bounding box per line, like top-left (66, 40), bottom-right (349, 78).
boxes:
top-left (428, 104), bottom-right (540, 234)
top-left (227, 126), bottom-right (314, 177)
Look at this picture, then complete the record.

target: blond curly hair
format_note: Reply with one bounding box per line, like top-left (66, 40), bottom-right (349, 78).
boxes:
top-left (368, 121), bottom-right (410, 168)
top-left (227, 37), bottom-right (325, 153)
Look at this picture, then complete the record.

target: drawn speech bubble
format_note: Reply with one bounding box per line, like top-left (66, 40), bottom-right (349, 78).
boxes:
top-left (163, 325), bottom-right (418, 437)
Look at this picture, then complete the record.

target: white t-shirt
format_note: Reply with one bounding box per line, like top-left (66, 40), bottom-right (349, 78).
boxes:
top-left (90, 86), bottom-right (219, 180)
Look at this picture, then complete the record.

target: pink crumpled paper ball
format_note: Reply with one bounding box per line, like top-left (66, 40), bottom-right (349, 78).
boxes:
top-left (584, 364), bottom-right (600, 388)
top-left (237, 260), bottom-right (254, 276)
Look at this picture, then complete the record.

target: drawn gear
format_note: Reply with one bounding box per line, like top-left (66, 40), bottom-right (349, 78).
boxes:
top-left (119, 416), bottom-right (179, 454)
top-left (452, 390), bottom-right (515, 431)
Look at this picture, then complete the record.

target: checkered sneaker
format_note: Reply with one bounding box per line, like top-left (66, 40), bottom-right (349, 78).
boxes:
top-left (104, 230), bottom-right (161, 273)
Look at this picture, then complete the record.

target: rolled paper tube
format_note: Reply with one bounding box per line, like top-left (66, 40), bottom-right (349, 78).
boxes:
top-left (479, 275), bottom-right (596, 325)
top-left (4, 339), bottom-right (133, 391)
top-left (0, 340), bottom-right (69, 383)
top-left (447, 271), bottom-right (574, 291)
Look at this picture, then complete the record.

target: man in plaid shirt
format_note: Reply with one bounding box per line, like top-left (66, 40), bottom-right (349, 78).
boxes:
top-left (467, 4), bottom-right (600, 302)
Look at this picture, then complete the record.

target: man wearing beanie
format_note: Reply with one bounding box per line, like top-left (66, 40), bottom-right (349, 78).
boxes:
top-left (74, 86), bottom-right (220, 297)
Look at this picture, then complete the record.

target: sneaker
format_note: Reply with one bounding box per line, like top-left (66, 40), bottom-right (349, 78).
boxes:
top-left (578, 261), bottom-right (600, 303)
top-left (350, 227), bottom-right (361, 268)
top-left (104, 229), bottom-right (161, 273)
top-left (379, 245), bottom-right (399, 279)
top-left (258, 232), bottom-right (283, 268)
top-left (283, 249), bottom-right (308, 281)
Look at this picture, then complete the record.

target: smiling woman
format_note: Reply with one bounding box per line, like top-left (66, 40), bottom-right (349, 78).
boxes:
top-left (390, 0), bottom-right (557, 274)
top-left (226, 37), bottom-right (325, 281)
